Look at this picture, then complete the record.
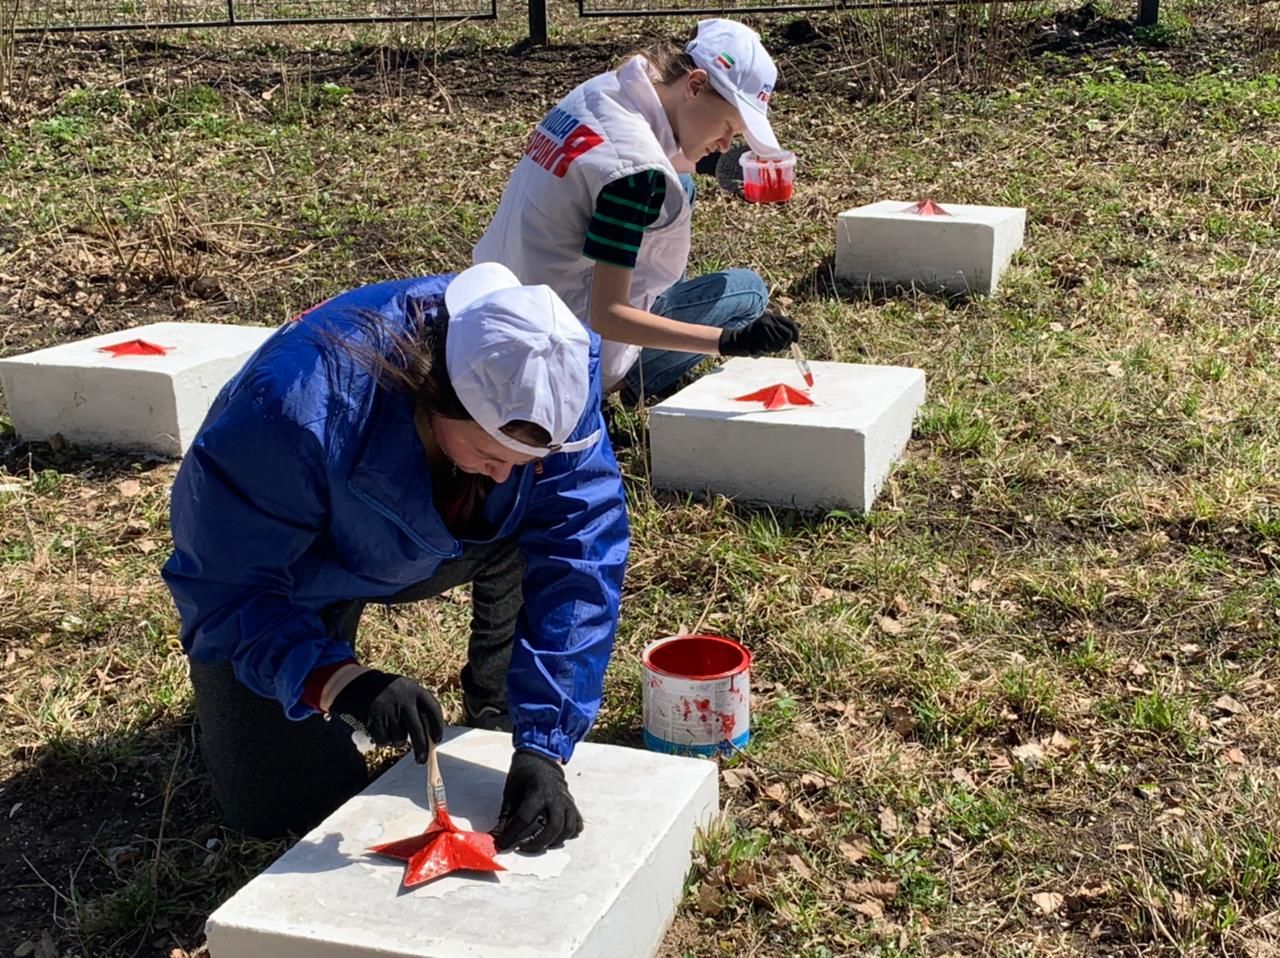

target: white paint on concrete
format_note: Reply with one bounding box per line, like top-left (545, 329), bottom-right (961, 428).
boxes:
top-left (648, 357), bottom-right (925, 513)
top-left (0, 321), bottom-right (275, 456)
top-left (206, 728), bottom-right (720, 958)
top-left (835, 200), bottom-right (1026, 296)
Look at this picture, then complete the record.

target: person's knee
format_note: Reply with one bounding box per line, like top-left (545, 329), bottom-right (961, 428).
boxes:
top-left (221, 793), bottom-right (357, 840)
top-left (191, 661), bottom-right (369, 839)
top-left (724, 269), bottom-right (768, 318)
top-left (218, 796), bottom-right (308, 841)
top-left (205, 748), bottom-right (368, 839)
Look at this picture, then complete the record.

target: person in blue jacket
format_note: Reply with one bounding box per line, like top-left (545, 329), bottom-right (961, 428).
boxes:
top-left (162, 262), bottom-right (629, 848)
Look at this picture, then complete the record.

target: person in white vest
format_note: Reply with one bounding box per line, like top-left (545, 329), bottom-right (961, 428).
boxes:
top-left (474, 18), bottom-right (799, 406)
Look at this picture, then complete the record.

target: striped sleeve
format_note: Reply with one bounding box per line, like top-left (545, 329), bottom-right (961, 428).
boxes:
top-left (583, 170), bottom-right (668, 270)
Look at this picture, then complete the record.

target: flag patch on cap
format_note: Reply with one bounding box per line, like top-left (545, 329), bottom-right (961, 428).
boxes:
top-left (715, 51), bottom-right (735, 69)
top-left (757, 83), bottom-right (773, 103)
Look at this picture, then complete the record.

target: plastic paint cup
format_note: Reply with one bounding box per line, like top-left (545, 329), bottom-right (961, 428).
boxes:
top-left (642, 634), bottom-right (751, 757)
top-left (739, 150), bottom-right (796, 205)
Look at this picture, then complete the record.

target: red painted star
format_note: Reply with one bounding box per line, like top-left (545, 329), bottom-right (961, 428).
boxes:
top-left (733, 383), bottom-right (815, 411)
top-left (909, 199), bottom-right (951, 216)
top-left (368, 808), bottom-right (505, 889)
top-left (98, 339), bottom-right (170, 357)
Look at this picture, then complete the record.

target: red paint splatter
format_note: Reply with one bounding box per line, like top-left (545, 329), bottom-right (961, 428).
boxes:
top-left (908, 199), bottom-right (951, 216)
top-left (733, 384), bottom-right (814, 411)
top-left (719, 711), bottom-right (737, 738)
top-left (98, 339), bottom-right (170, 357)
top-left (681, 699), bottom-right (692, 722)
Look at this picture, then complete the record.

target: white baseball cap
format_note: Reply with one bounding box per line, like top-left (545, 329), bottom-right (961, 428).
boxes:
top-left (444, 262), bottom-right (601, 459)
top-left (685, 18), bottom-right (783, 159)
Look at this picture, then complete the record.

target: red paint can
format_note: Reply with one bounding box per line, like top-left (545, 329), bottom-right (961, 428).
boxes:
top-left (642, 634), bottom-right (751, 756)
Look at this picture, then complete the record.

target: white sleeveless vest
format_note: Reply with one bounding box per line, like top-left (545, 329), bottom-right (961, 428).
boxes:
top-left (474, 56), bottom-right (693, 388)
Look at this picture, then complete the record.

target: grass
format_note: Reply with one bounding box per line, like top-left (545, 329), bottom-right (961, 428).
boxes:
top-left (2, 1), bottom-right (1280, 955)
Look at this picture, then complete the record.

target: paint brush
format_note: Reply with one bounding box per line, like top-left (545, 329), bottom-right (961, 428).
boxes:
top-left (790, 342), bottom-right (814, 389)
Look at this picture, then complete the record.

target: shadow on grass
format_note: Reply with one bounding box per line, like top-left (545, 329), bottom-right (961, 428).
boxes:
top-left (1, 715), bottom-right (259, 956)
top-left (0, 435), bottom-right (174, 485)
top-left (784, 254), bottom-right (978, 309)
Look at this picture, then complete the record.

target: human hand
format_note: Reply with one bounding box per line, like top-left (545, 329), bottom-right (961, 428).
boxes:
top-left (329, 669), bottom-right (444, 764)
top-left (492, 750), bottom-right (583, 853)
top-left (718, 311), bottom-right (799, 357)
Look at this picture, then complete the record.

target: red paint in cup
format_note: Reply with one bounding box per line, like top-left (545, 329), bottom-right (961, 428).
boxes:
top-left (740, 150), bottom-right (796, 205)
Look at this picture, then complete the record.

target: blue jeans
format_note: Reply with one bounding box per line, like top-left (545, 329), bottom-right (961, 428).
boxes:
top-left (621, 177), bottom-right (769, 404)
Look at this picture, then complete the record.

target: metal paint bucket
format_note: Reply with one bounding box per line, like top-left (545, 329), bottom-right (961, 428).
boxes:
top-left (642, 634), bottom-right (751, 756)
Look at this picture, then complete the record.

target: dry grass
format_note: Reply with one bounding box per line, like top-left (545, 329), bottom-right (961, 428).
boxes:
top-left (3, 1), bottom-right (1280, 955)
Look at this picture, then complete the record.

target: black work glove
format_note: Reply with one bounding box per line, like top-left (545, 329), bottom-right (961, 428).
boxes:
top-left (329, 669), bottom-right (444, 764)
top-left (493, 750), bottom-right (583, 853)
top-left (718, 311), bottom-right (799, 357)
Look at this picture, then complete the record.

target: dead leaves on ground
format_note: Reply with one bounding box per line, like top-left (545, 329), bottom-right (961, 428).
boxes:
top-left (698, 840), bottom-right (906, 931)
top-left (839, 838), bottom-right (871, 865)
top-left (1030, 882), bottom-right (1117, 924)
top-left (706, 761), bottom-right (905, 928)
top-left (844, 878), bottom-right (901, 920)
top-left (719, 762), bottom-right (848, 838)
top-left (878, 805), bottom-right (900, 837)
top-left (1032, 891), bottom-right (1066, 915)
top-left (876, 614), bottom-right (905, 636)
top-left (1007, 731), bottom-right (1078, 769)
top-left (884, 703), bottom-right (920, 738)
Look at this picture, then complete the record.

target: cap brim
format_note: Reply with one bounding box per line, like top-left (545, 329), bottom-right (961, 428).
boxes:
top-left (492, 426), bottom-right (602, 459)
top-left (733, 92), bottom-right (783, 158)
top-left (445, 262), bottom-right (522, 316)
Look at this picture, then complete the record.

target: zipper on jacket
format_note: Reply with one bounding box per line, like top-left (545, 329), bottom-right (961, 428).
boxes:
top-left (348, 485), bottom-right (463, 560)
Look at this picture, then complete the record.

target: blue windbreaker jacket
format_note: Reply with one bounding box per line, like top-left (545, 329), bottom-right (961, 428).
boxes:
top-left (161, 274), bottom-right (630, 763)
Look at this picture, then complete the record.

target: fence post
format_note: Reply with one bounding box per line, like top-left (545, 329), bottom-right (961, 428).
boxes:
top-left (1136, 0), bottom-right (1158, 26)
top-left (528, 0), bottom-right (547, 45)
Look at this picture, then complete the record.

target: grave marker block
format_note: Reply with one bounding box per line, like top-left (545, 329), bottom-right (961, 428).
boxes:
top-left (835, 200), bottom-right (1026, 295)
top-left (649, 357), bottom-right (925, 513)
top-left (0, 321), bottom-right (275, 456)
top-left (206, 728), bottom-right (720, 958)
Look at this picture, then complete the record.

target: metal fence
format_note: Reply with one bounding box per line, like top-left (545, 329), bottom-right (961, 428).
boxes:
top-left (578, 0), bottom-right (1059, 21)
top-left (12, 0), bottom-right (1158, 36)
top-left (13, 0), bottom-right (496, 32)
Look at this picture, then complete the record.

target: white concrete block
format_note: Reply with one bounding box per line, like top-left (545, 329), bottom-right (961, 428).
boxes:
top-left (206, 728), bottom-right (720, 958)
top-left (0, 321), bottom-right (275, 456)
top-left (835, 200), bottom-right (1026, 296)
top-left (649, 357), bottom-right (925, 513)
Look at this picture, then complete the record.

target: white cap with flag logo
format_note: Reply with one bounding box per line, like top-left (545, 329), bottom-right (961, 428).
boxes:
top-left (444, 262), bottom-right (600, 459)
top-left (685, 18), bottom-right (783, 159)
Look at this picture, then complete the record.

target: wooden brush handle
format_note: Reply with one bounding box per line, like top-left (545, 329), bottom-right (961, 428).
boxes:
top-left (427, 745), bottom-right (448, 815)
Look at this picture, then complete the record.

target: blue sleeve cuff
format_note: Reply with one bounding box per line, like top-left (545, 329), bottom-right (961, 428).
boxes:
top-left (278, 640), bottom-right (357, 719)
top-left (513, 725), bottom-right (576, 764)
top-left (229, 632), bottom-right (357, 721)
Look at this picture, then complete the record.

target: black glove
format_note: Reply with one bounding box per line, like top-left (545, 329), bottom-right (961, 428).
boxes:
top-left (493, 750), bottom-right (583, 853)
top-left (329, 669), bottom-right (444, 764)
top-left (718, 311), bottom-right (799, 357)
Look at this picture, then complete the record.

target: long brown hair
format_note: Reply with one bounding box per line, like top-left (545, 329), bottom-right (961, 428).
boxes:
top-left (323, 297), bottom-right (551, 449)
